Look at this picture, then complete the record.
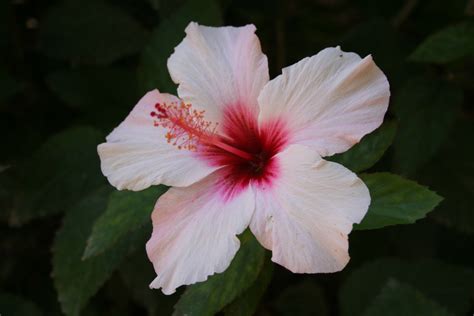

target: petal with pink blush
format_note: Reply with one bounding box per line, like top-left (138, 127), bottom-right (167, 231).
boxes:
top-left (250, 145), bottom-right (370, 273)
top-left (258, 47), bottom-right (390, 157)
top-left (146, 170), bottom-right (255, 294)
top-left (98, 90), bottom-right (220, 191)
top-left (168, 22), bottom-right (269, 126)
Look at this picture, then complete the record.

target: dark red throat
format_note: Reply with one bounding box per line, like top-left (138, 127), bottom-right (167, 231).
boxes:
top-left (200, 104), bottom-right (289, 200)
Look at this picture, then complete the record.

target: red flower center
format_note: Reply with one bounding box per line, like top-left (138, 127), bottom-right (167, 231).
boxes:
top-left (151, 102), bottom-right (289, 199)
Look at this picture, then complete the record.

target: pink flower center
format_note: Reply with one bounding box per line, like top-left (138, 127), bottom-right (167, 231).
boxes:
top-left (151, 101), bottom-right (289, 198)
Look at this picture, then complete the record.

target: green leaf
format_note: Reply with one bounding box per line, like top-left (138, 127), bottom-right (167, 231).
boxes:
top-left (46, 68), bottom-right (138, 110)
top-left (339, 258), bottom-right (474, 316)
top-left (174, 231), bottom-right (266, 316)
top-left (84, 186), bottom-right (167, 259)
top-left (272, 280), bottom-right (329, 316)
top-left (363, 279), bottom-right (453, 316)
top-left (410, 22), bottom-right (474, 64)
top-left (119, 250), bottom-right (177, 316)
top-left (52, 189), bottom-right (139, 316)
top-left (224, 259), bottom-right (273, 316)
top-left (138, 0), bottom-right (222, 93)
top-left (418, 120), bottom-right (474, 234)
top-left (0, 293), bottom-right (43, 316)
top-left (329, 120), bottom-right (397, 172)
top-left (38, 1), bottom-right (148, 65)
top-left (393, 77), bottom-right (463, 175)
top-left (356, 173), bottom-right (442, 230)
top-left (8, 127), bottom-right (105, 225)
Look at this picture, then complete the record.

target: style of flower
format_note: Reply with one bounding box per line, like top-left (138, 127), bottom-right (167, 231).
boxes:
top-left (98, 22), bottom-right (390, 294)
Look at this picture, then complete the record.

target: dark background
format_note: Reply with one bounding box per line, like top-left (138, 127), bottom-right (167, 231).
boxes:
top-left (1, 0), bottom-right (474, 315)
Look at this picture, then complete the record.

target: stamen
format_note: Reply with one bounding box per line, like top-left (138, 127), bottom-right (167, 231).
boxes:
top-left (150, 101), bottom-right (253, 160)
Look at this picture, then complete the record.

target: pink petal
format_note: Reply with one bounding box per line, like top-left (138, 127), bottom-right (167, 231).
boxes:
top-left (146, 170), bottom-right (255, 294)
top-left (250, 145), bottom-right (370, 273)
top-left (98, 90), bottom-right (219, 191)
top-left (168, 22), bottom-right (269, 126)
top-left (258, 47), bottom-right (390, 157)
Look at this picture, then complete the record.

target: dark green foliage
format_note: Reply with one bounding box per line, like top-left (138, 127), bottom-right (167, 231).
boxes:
top-left (0, 293), bottom-right (43, 316)
top-left (330, 121), bottom-right (397, 173)
top-left (224, 259), bottom-right (273, 316)
top-left (393, 77), bottom-right (463, 175)
top-left (38, 1), bottom-right (149, 65)
top-left (410, 22), bottom-right (474, 64)
top-left (272, 280), bottom-right (329, 316)
top-left (46, 68), bottom-right (138, 110)
top-left (138, 0), bottom-right (222, 93)
top-left (7, 127), bottom-right (105, 225)
top-left (2, 0), bottom-right (474, 315)
top-left (340, 258), bottom-right (474, 316)
top-left (84, 186), bottom-right (167, 258)
top-left (363, 279), bottom-right (453, 316)
top-left (119, 250), bottom-right (178, 315)
top-left (52, 189), bottom-right (142, 316)
top-left (174, 231), bottom-right (266, 316)
top-left (419, 120), bottom-right (474, 234)
top-left (0, 69), bottom-right (21, 101)
top-left (356, 173), bottom-right (442, 230)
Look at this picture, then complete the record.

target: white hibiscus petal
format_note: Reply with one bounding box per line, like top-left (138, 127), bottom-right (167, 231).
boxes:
top-left (250, 145), bottom-right (370, 273)
top-left (168, 22), bottom-right (269, 125)
top-left (146, 170), bottom-right (255, 294)
top-left (98, 90), bottom-right (219, 191)
top-left (258, 47), bottom-right (390, 157)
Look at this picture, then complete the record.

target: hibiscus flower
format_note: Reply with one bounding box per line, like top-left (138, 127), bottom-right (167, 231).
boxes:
top-left (98, 22), bottom-right (390, 294)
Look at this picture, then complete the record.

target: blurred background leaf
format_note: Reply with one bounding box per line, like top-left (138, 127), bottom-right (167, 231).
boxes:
top-left (7, 127), bottom-right (105, 225)
top-left (0, 69), bottom-right (21, 101)
top-left (363, 279), bottom-right (453, 316)
top-left (419, 120), bottom-right (474, 234)
top-left (38, 1), bottom-right (149, 65)
top-left (410, 21), bottom-right (474, 64)
top-left (0, 293), bottom-right (43, 316)
top-left (272, 280), bottom-right (329, 316)
top-left (339, 258), bottom-right (474, 316)
top-left (393, 77), bottom-right (463, 176)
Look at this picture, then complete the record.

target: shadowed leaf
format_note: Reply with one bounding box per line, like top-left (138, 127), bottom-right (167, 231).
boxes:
top-left (224, 259), bottom-right (273, 316)
top-left (9, 127), bottom-right (105, 225)
top-left (330, 120), bottom-right (397, 173)
top-left (84, 186), bottom-right (167, 259)
top-left (363, 279), bottom-right (452, 316)
top-left (410, 22), bottom-right (474, 64)
top-left (0, 293), bottom-right (43, 316)
top-left (38, 1), bottom-right (148, 64)
top-left (53, 189), bottom-right (143, 316)
top-left (393, 77), bottom-right (463, 175)
top-left (340, 258), bottom-right (474, 316)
